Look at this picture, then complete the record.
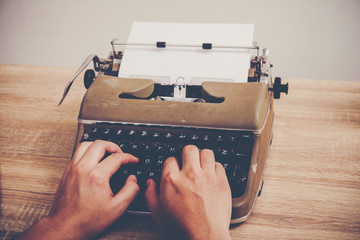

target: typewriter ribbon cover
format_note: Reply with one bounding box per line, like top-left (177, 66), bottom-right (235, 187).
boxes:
top-left (79, 75), bottom-right (270, 131)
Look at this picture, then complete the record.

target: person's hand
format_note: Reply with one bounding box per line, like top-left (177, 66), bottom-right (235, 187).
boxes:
top-left (145, 145), bottom-right (232, 240)
top-left (16, 140), bottom-right (140, 240)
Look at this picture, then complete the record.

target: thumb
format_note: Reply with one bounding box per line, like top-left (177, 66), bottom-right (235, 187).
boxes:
top-left (113, 175), bottom-right (140, 214)
top-left (145, 179), bottom-right (160, 215)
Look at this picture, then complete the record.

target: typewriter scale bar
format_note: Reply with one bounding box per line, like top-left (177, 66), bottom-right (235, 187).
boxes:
top-left (78, 122), bottom-right (253, 212)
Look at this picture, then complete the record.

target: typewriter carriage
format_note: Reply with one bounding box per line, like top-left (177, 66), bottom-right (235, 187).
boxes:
top-left (78, 40), bottom-right (288, 101)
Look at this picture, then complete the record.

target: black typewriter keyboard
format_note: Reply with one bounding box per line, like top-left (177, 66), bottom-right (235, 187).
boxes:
top-left (80, 123), bottom-right (253, 211)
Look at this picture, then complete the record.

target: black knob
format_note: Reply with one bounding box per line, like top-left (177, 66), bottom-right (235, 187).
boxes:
top-left (272, 77), bottom-right (288, 99)
top-left (84, 69), bottom-right (95, 89)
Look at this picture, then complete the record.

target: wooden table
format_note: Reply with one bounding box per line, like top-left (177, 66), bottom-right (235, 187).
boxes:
top-left (0, 64), bottom-right (359, 239)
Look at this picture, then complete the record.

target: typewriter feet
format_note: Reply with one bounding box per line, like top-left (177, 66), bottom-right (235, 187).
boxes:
top-left (258, 180), bottom-right (264, 197)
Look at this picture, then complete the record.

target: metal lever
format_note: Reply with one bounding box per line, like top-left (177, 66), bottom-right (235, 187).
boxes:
top-left (111, 39), bottom-right (260, 57)
top-left (58, 54), bottom-right (99, 105)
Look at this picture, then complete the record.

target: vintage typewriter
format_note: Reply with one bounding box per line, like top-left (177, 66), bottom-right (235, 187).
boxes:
top-left (59, 39), bottom-right (288, 223)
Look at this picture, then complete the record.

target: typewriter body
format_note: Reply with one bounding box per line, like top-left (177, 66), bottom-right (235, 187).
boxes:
top-left (60, 39), bottom-right (288, 223)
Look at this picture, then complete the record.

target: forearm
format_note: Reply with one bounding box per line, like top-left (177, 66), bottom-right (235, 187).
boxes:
top-left (14, 216), bottom-right (83, 240)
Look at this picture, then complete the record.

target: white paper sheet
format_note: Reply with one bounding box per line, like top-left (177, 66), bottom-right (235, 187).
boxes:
top-left (118, 22), bottom-right (254, 85)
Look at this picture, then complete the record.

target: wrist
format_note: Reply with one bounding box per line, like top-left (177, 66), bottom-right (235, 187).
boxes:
top-left (43, 216), bottom-right (75, 239)
top-left (14, 216), bottom-right (71, 240)
top-left (45, 215), bottom-right (90, 240)
top-left (19, 216), bottom-right (84, 240)
top-left (187, 228), bottom-right (231, 240)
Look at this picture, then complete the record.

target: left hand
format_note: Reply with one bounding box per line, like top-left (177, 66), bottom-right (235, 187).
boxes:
top-left (16, 140), bottom-right (140, 240)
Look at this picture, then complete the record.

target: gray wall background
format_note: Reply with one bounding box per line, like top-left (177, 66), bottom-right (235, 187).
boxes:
top-left (0, 0), bottom-right (359, 81)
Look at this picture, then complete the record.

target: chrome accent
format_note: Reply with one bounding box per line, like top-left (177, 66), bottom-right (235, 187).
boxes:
top-left (260, 48), bottom-right (271, 86)
top-left (173, 77), bottom-right (186, 100)
top-left (78, 115), bottom-right (264, 136)
top-left (111, 38), bottom-right (260, 57)
top-left (78, 118), bottom-right (257, 133)
top-left (127, 210), bottom-right (151, 216)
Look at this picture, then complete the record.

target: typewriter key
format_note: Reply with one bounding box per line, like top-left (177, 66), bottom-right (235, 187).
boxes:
top-left (82, 133), bottom-right (89, 141)
top-left (164, 132), bottom-right (174, 139)
top-left (115, 129), bottom-right (123, 136)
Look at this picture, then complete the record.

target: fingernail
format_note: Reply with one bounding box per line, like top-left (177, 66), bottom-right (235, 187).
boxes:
top-left (129, 175), bottom-right (137, 182)
top-left (147, 179), bottom-right (151, 187)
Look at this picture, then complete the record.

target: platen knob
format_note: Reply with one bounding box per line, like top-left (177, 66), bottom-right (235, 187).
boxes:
top-left (272, 77), bottom-right (288, 99)
top-left (84, 69), bottom-right (95, 89)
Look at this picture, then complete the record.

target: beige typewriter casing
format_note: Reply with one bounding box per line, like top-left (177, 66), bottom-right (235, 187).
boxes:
top-left (62, 41), bottom-right (288, 224)
top-left (74, 75), bottom-right (274, 224)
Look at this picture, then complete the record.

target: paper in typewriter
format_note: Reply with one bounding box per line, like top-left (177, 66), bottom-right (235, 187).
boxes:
top-left (118, 22), bottom-right (254, 85)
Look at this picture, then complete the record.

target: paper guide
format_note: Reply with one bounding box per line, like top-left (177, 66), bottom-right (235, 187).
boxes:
top-left (118, 22), bottom-right (254, 85)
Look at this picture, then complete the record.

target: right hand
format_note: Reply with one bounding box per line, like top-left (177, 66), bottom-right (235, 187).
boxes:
top-left (145, 145), bottom-right (232, 240)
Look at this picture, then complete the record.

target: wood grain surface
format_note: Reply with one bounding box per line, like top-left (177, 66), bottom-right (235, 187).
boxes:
top-left (0, 64), bottom-right (359, 239)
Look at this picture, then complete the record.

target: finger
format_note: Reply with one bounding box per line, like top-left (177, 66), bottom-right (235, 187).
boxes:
top-left (145, 179), bottom-right (160, 215)
top-left (72, 141), bottom-right (93, 165)
top-left (199, 149), bottom-right (216, 172)
top-left (97, 152), bottom-right (139, 180)
top-left (215, 162), bottom-right (232, 196)
top-left (215, 162), bottom-right (227, 179)
top-left (112, 175), bottom-right (140, 212)
top-left (162, 157), bottom-right (180, 178)
top-left (63, 142), bottom-right (93, 179)
top-left (181, 145), bottom-right (201, 171)
top-left (78, 140), bottom-right (121, 167)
